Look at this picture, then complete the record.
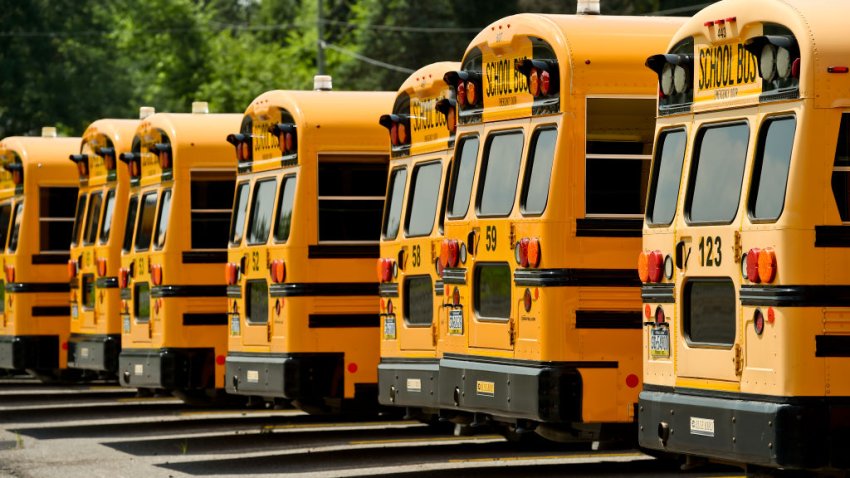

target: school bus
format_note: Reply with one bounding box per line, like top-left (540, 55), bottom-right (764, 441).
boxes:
top-left (224, 78), bottom-right (393, 412)
top-left (638, 0), bottom-right (850, 471)
top-left (0, 128), bottom-right (80, 380)
top-left (376, 62), bottom-right (459, 415)
top-left (117, 104), bottom-right (239, 402)
top-left (436, 11), bottom-right (684, 441)
top-left (67, 115), bottom-right (143, 377)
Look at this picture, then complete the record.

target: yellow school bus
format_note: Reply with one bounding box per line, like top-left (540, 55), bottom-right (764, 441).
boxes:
top-left (0, 128), bottom-right (80, 380)
top-left (376, 62), bottom-right (459, 415)
top-left (436, 11), bottom-right (684, 441)
top-left (67, 116), bottom-right (142, 377)
top-left (639, 0), bottom-right (850, 471)
top-left (224, 79), bottom-right (393, 412)
top-left (117, 104), bottom-right (239, 402)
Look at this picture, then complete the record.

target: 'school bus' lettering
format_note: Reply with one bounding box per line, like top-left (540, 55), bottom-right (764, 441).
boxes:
top-left (696, 40), bottom-right (761, 102)
top-left (482, 39), bottom-right (534, 120)
top-left (410, 96), bottom-right (449, 147)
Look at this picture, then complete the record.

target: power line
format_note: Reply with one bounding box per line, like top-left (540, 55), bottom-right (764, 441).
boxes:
top-left (320, 41), bottom-right (414, 74)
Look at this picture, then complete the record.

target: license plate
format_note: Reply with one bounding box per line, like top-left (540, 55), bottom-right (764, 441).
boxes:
top-left (448, 309), bottom-right (463, 335)
top-left (383, 315), bottom-right (396, 340)
top-left (71, 303), bottom-right (78, 319)
top-left (230, 314), bottom-right (241, 336)
top-left (122, 315), bottom-right (130, 333)
top-left (650, 326), bottom-right (670, 358)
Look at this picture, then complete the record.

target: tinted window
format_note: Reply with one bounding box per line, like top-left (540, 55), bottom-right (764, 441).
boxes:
top-left (246, 280), bottom-right (269, 324)
top-left (153, 189), bottom-right (172, 250)
top-left (72, 194), bottom-right (87, 246)
top-left (134, 282), bottom-right (150, 323)
top-left (521, 128), bottom-right (557, 215)
top-left (318, 156), bottom-right (387, 242)
top-left (8, 202), bottom-right (22, 252)
top-left (833, 115), bottom-right (850, 221)
top-left (687, 123), bottom-right (750, 223)
top-left (474, 263), bottom-right (511, 320)
top-left (0, 202), bottom-right (13, 249)
top-left (274, 176), bottom-right (296, 242)
top-left (382, 167), bottom-right (407, 240)
top-left (405, 162), bottom-right (442, 237)
top-left (99, 189), bottom-right (117, 244)
top-left (447, 136), bottom-right (479, 219)
top-left (230, 182), bottom-right (250, 245)
top-left (191, 177), bottom-right (235, 249)
top-left (647, 129), bottom-right (687, 225)
top-left (247, 179), bottom-right (276, 245)
top-left (122, 195), bottom-right (138, 253)
top-left (749, 117), bottom-right (796, 221)
top-left (404, 276), bottom-right (433, 326)
top-left (478, 132), bottom-right (523, 217)
top-left (684, 279), bottom-right (735, 346)
top-left (82, 274), bottom-right (95, 309)
top-left (134, 191), bottom-right (158, 251)
top-left (40, 187), bottom-right (78, 252)
top-left (83, 192), bottom-right (103, 245)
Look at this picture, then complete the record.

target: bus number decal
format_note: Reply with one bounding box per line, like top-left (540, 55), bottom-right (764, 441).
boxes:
top-left (485, 225), bottom-right (497, 251)
top-left (251, 251), bottom-right (260, 272)
top-left (411, 245), bottom-right (421, 268)
top-left (698, 236), bottom-right (722, 267)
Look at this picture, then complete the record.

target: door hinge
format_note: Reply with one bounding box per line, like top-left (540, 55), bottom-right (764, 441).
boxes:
top-left (733, 343), bottom-right (744, 375)
top-left (733, 230), bottom-right (742, 263)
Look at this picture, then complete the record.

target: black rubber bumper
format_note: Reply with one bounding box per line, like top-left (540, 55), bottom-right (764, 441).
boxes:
top-left (67, 333), bottom-right (120, 373)
top-left (118, 347), bottom-right (214, 390)
top-left (0, 335), bottom-right (58, 371)
top-left (638, 389), bottom-right (850, 470)
top-left (225, 352), bottom-right (343, 400)
top-left (438, 354), bottom-right (582, 422)
top-left (378, 358), bottom-right (439, 408)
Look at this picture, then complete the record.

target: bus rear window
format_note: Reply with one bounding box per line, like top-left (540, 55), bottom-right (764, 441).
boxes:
top-left (274, 175), bottom-right (296, 243)
top-left (447, 136), bottom-right (479, 219)
top-left (134, 282), bottom-right (150, 323)
top-left (83, 192), bottom-right (103, 245)
top-left (521, 128), bottom-right (557, 215)
top-left (122, 195), bottom-right (138, 253)
top-left (382, 167), bottom-right (407, 240)
top-left (40, 187), bottom-right (78, 252)
top-left (0, 202), bottom-right (13, 250)
top-left (153, 189), bottom-right (172, 250)
top-left (318, 157), bottom-right (387, 242)
top-left (246, 279), bottom-right (269, 324)
top-left (404, 276), bottom-right (433, 326)
top-left (8, 202), bottom-right (22, 253)
top-left (99, 189), bottom-right (116, 244)
top-left (647, 129), bottom-right (687, 226)
top-left (191, 176), bottom-right (235, 249)
top-left (72, 194), bottom-right (87, 246)
top-left (247, 179), bottom-right (277, 245)
top-left (478, 132), bottom-right (524, 217)
top-left (684, 279), bottom-right (736, 346)
top-left (405, 161), bottom-right (442, 237)
top-left (686, 123), bottom-right (750, 224)
top-left (135, 191), bottom-right (158, 251)
top-left (749, 116), bottom-right (796, 221)
top-left (832, 114), bottom-right (850, 221)
top-left (474, 263), bottom-right (511, 321)
top-left (230, 182), bottom-right (250, 245)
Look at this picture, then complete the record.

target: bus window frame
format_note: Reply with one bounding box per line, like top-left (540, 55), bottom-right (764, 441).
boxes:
top-left (153, 188), bottom-right (172, 251)
top-left (98, 188), bottom-right (117, 245)
top-left (446, 134), bottom-right (480, 221)
top-left (475, 129), bottom-right (525, 219)
top-left (473, 262), bottom-right (512, 322)
top-left (122, 194), bottom-right (139, 253)
top-left (382, 166), bottom-right (408, 241)
top-left (8, 201), bottom-right (22, 253)
top-left (403, 274), bottom-right (434, 327)
top-left (246, 177), bottom-right (278, 246)
top-left (229, 181), bottom-right (251, 247)
top-left (71, 193), bottom-right (88, 247)
top-left (316, 154), bottom-right (387, 244)
top-left (646, 126), bottom-right (688, 227)
top-left (39, 186), bottom-right (78, 253)
top-left (134, 190), bottom-right (159, 252)
top-left (438, 156), bottom-right (453, 234)
top-left (747, 114), bottom-right (797, 224)
top-left (273, 174), bottom-right (297, 244)
top-left (82, 191), bottom-right (103, 246)
top-left (0, 200), bottom-right (13, 251)
top-left (404, 159), bottom-right (443, 238)
top-left (189, 172), bottom-right (236, 250)
top-left (519, 125), bottom-right (558, 217)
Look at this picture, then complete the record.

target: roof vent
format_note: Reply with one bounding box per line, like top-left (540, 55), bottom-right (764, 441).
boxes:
top-left (41, 127), bottom-right (57, 138)
top-left (314, 75), bottom-right (332, 91)
top-left (192, 101), bottom-right (209, 114)
top-left (577, 0), bottom-right (600, 14)
top-left (139, 106), bottom-right (155, 119)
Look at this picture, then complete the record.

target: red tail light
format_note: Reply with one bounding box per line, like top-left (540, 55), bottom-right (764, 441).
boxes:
top-left (452, 287), bottom-right (460, 307)
top-left (376, 258), bottom-right (393, 283)
top-left (655, 306), bottom-right (666, 324)
top-left (225, 262), bottom-right (240, 286)
top-left (758, 248), bottom-right (777, 283)
top-left (529, 68), bottom-right (539, 96)
top-left (647, 250), bottom-right (663, 283)
top-left (119, 267), bottom-right (129, 289)
top-left (446, 240), bottom-right (459, 268)
top-left (390, 123), bottom-right (399, 146)
top-left (515, 238), bottom-right (529, 268)
top-left (271, 259), bottom-right (286, 284)
top-left (638, 251), bottom-right (649, 283)
top-left (4, 265), bottom-right (14, 283)
top-left (746, 248), bottom-right (761, 283)
top-left (67, 259), bottom-right (78, 280)
top-left (457, 81), bottom-right (467, 106)
top-left (387, 299), bottom-right (394, 315)
top-left (225, 263), bottom-right (233, 285)
top-left (527, 238), bottom-right (541, 268)
top-left (466, 81), bottom-right (477, 105)
top-left (151, 264), bottom-right (162, 286)
top-left (540, 70), bottom-right (551, 95)
top-left (523, 288), bottom-right (532, 312)
top-left (96, 257), bottom-right (107, 277)
top-left (447, 106), bottom-right (456, 134)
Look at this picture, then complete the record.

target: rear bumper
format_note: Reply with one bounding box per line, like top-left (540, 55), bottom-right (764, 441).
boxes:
top-left (437, 354), bottom-right (582, 422)
top-left (118, 347), bottom-right (214, 390)
top-left (0, 335), bottom-right (59, 371)
top-left (377, 358), bottom-right (439, 408)
top-left (225, 352), bottom-right (343, 400)
top-left (67, 333), bottom-right (120, 373)
top-left (638, 388), bottom-right (850, 470)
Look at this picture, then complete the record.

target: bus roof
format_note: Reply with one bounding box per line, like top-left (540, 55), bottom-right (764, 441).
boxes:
top-left (0, 135), bottom-right (80, 195)
top-left (667, 0), bottom-right (850, 110)
top-left (80, 119), bottom-right (139, 186)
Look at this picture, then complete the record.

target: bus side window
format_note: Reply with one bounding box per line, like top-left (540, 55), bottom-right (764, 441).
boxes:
top-left (122, 195), bottom-right (139, 253)
top-left (831, 114), bottom-right (850, 222)
top-left (230, 182), bottom-right (250, 246)
top-left (521, 127), bottom-right (557, 216)
top-left (382, 167), bottom-right (407, 240)
top-left (273, 175), bottom-right (296, 243)
top-left (153, 189), bottom-right (172, 250)
top-left (246, 178), bottom-right (277, 245)
top-left (438, 157), bottom-right (452, 234)
top-left (405, 161), bottom-right (443, 236)
top-left (190, 174), bottom-right (236, 249)
top-left (134, 191), bottom-right (158, 251)
top-left (71, 193), bottom-right (88, 246)
top-left (99, 189), bottom-right (117, 244)
top-left (83, 191), bottom-right (103, 246)
top-left (0, 202), bottom-right (12, 250)
top-left (585, 98), bottom-right (655, 217)
top-left (317, 155), bottom-right (387, 242)
top-left (447, 136), bottom-right (480, 219)
top-left (477, 131), bottom-right (524, 217)
top-left (39, 187), bottom-right (78, 252)
top-left (646, 129), bottom-right (687, 226)
top-left (748, 116), bottom-right (796, 221)
top-left (8, 201), bottom-right (23, 253)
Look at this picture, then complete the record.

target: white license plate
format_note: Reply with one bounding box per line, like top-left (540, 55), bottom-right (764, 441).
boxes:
top-left (448, 309), bottom-right (463, 335)
top-left (383, 315), bottom-right (396, 340)
top-left (70, 303), bottom-right (78, 319)
top-left (230, 315), bottom-right (241, 336)
top-left (650, 326), bottom-right (670, 358)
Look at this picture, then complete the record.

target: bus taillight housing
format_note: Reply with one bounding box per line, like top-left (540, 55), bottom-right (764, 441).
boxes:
top-left (99, 147), bottom-right (116, 172)
top-left (119, 152), bottom-right (142, 180)
top-left (69, 154), bottom-right (89, 179)
top-left (646, 52), bottom-right (694, 110)
top-left (153, 143), bottom-right (172, 170)
top-left (378, 114), bottom-right (411, 148)
top-left (226, 133), bottom-right (252, 162)
top-left (119, 267), bottom-right (130, 289)
top-left (516, 59), bottom-right (560, 99)
top-left (96, 257), bottom-right (107, 277)
top-left (270, 259), bottom-right (286, 284)
top-left (440, 239), bottom-right (460, 269)
top-left (744, 35), bottom-right (800, 95)
top-left (225, 262), bottom-right (240, 286)
top-left (270, 123), bottom-right (297, 156)
top-left (4, 265), bottom-right (14, 283)
top-left (67, 259), bottom-right (78, 280)
top-left (514, 237), bottom-right (542, 268)
top-left (435, 98), bottom-right (457, 135)
top-left (151, 264), bottom-right (163, 286)
top-left (745, 247), bottom-right (777, 284)
top-left (639, 250), bottom-right (665, 283)
top-left (444, 70), bottom-right (483, 111)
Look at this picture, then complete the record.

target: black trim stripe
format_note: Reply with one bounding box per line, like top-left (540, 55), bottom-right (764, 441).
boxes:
top-left (441, 353), bottom-right (618, 369)
top-left (576, 218), bottom-right (642, 238)
top-left (740, 285), bottom-right (850, 307)
top-left (226, 285), bottom-right (242, 298)
top-left (32, 306), bottom-right (70, 317)
top-left (441, 268), bottom-right (466, 285)
top-left (31, 253), bottom-right (71, 265)
top-left (183, 313), bottom-right (228, 326)
top-left (816, 335), bottom-right (850, 357)
top-left (642, 383), bottom-right (850, 405)
top-left (379, 283), bottom-right (399, 298)
top-left (815, 226), bottom-right (850, 247)
top-left (150, 285), bottom-right (228, 298)
top-left (96, 277), bottom-right (119, 289)
top-left (182, 251), bottom-right (227, 264)
top-left (575, 310), bottom-right (642, 329)
top-left (514, 268), bottom-right (639, 287)
top-left (308, 314), bottom-right (379, 328)
top-left (434, 280), bottom-right (444, 296)
top-left (269, 282), bottom-right (378, 298)
top-left (380, 357), bottom-right (440, 365)
top-left (6, 282), bottom-right (70, 293)
top-left (642, 283), bottom-right (675, 303)
top-left (308, 244), bottom-right (379, 259)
